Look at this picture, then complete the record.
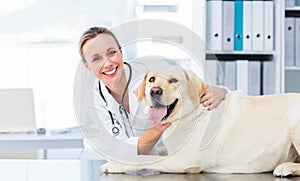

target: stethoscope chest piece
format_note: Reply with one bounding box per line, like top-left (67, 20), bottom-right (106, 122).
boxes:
top-left (112, 126), bottom-right (120, 135)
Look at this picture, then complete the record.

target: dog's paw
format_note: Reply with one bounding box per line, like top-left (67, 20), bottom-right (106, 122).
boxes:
top-left (100, 162), bottom-right (125, 174)
top-left (273, 162), bottom-right (294, 177)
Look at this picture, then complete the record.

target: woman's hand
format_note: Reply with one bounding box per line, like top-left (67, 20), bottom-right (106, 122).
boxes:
top-left (138, 122), bottom-right (171, 155)
top-left (200, 85), bottom-right (228, 110)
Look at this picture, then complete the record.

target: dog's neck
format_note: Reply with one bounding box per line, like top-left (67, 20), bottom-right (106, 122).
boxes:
top-left (164, 103), bottom-right (208, 124)
top-left (161, 103), bottom-right (210, 153)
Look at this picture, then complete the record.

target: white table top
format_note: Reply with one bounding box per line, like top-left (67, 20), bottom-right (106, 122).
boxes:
top-left (0, 133), bottom-right (83, 149)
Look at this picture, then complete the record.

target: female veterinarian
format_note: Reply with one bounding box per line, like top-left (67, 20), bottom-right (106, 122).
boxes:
top-left (78, 27), bottom-right (228, 158)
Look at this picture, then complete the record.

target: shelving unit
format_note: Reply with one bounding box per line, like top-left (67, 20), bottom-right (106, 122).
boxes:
top-left (286, 6), bottom-right (300, 11)
top-left (205, 0), bottom-right (285, 95)
top-left (206, 51), bottom-right (275, 61)
top-left (286, 6), bottom-right (300, 16)
top-left (284, 3), bottom-right (300, 93)
top-left (286, 66), bottom-right (300, 70)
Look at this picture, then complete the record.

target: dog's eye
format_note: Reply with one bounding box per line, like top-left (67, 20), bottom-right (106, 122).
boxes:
top-left (169, 78), bottom-right (178, 83)
top-left (149, 76), bottom-right (155, 82)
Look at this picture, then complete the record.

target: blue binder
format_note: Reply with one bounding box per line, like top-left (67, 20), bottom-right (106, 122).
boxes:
top-left (234, 0), bottom-right (243, 51)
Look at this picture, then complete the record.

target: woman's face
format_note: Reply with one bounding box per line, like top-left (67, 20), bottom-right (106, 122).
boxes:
top-left (82, 34), bottom-right (124, 89)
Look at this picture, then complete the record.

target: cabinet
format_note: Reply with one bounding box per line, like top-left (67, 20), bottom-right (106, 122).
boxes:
top-left (205, 0), bottom-right (284, 95)
top-left (284, 3), bottom-right (300, 93)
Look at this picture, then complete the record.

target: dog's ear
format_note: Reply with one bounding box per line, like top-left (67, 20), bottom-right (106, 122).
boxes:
top-left (136, 72), bottom-right (148, 102)
top-left (183, 69), bottom-right (207, 102)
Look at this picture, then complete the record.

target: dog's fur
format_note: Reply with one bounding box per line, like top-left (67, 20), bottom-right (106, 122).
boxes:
top-left (101, 65), bottom-right (300, 177)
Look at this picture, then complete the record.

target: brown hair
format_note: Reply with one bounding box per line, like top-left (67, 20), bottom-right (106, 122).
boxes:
top-left (78, 27), bottom-right (121, 62)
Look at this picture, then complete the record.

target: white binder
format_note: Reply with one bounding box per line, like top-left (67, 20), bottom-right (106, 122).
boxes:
top-left (243, 0), bottom-right (252, 51)
top-left (296, 18), bottom-right (300, 66)
top-left (264, 0), bottom-right (274, 51)
top-left (252, 0), bottom-right (264, 51)
top-left (285, 17), bottom-right (295, 66)
top-left (217, 61), bottom-right (225, 86)
top-left (206, 0), bottom-right (223, 51)
top-left (236, 60), bottom-right (249, 94)
top-left (263, 61), bottom-right (275, 95)
top-left (248, 61), bottom-right (261, 96)
top-left (205, 60), bottom-right (219, 85)
top-left (222, 0), bottom-right (235, 51)
top-left (221, 61), bottom-right (236, 91)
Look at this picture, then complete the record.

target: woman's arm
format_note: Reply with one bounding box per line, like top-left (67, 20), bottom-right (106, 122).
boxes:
top-left (137, 122), bottom-right (171, 155)
top-left (200, 85), bottom-right (230, 110)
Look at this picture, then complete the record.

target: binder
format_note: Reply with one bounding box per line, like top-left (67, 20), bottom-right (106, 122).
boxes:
top-left (234, 0), bottom-right (243, 51)
top-left (285, 0), bottom-right (295, 7)
top-left (206, 0), bottom-right (223, 51)
top-left (225, 61), bottom-right (236, 91)
top-left (248, 61), bottom-right (261, 96)
top-left (205, 60), bottom-right (218, 85)
top-left (220, 61), bottom-right (236, 90)
top-left (252, 0), bottom-right (264, 51)
top-left (217, 61), bottom-right (225, 86)
top-left (296, 18), bottom-right (300, 66)
top-left (222, 0), bottom-right (235, 51)
top-left (264, 0), bottom-right (274, 51)
top-left (262, 61), bottom-right (275, 95)
top-left (243, 0), bottom-right (252, 51)
top-left (285, 17), bottom-right (295, 66)
top-left (236, 60), bottom-right (248, 94)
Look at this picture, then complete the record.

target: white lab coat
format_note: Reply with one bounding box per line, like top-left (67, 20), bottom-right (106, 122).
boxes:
top-left (83, 60), bottom-right (158, 162)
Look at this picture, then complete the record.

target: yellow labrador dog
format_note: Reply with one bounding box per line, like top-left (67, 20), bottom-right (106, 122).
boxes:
top-left (101, 65), bottom-right (300, 177)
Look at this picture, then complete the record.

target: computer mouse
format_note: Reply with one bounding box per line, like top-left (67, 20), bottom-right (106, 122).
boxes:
top-left (36, 128), bottom-right (46, 135)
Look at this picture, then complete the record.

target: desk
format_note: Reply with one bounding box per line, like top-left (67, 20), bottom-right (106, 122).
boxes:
top-left (0, 133), bottom-right (106, 180)
top-left (0, 134), bottom-right (84, 149)
top-left (0, 133), bottom-right (84, 159)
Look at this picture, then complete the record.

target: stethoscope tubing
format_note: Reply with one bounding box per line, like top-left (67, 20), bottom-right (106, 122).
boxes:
top-left (98, 62), bottom-right (133, 136)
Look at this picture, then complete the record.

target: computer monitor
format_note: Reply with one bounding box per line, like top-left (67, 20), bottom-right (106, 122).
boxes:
top-left (0, 88), bottom-right (36, 132)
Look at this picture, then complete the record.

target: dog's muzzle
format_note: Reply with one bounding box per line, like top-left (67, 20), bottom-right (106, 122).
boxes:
top-left (148, 86), bottom-right (178, 123)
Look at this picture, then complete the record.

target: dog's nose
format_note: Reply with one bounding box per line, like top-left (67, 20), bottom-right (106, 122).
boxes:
top-left (150, 87), bottom-right (163, 97)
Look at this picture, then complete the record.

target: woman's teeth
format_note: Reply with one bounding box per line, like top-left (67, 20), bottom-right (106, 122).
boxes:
top-left (104, 67), bottom-right (117, 75)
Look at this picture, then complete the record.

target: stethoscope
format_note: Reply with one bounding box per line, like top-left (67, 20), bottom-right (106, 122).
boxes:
top-left (98, 62), bottom-right (133, 137)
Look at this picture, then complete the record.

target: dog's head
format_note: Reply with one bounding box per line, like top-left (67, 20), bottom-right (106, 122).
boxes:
top-left (136, 66), bottom-right (206, 123)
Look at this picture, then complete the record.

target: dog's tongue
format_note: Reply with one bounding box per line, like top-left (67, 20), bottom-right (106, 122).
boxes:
top-left (148, 105), bottom-right (167, 123)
